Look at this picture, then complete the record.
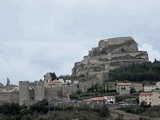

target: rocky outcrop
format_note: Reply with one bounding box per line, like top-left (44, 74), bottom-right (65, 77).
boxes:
top-left (72, 36), bottom-right (149, 82)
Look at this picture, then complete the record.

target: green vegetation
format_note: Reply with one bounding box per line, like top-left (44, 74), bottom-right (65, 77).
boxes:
top-left (141, 106), bottom-right (160, 118)
top-left (115, 94), bottom-right (138, 103)
top-left (121, 105), bottom-right (146, 114)
top-left (44, 72), bottom-right (57, 80)
top-left (130, 87), bottom-right (136, 94)
top-left (30, 99), bottom-right (49, 114)
top-left (109, 60), bottom-right (160, 82)
top-left (0, 100), bottom-right (110, 120)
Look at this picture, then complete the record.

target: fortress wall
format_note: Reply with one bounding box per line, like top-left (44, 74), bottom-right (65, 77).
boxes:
top-left (45, 88), bottom-right (59, 101)
top-left (79, 78), bottom-right (98, 92)
top-left (0, 92), bottom-right (19, 103)
top-left (68, 86), bottom-right (77, 95)
top-left (99, 40), bottom-right (108, 48)
top-left (45, 87), bottom-right (70, 101)
top-left (0, 93), bottom-right (10, 102)
top-left (104, 40), bottom-right (138, 54)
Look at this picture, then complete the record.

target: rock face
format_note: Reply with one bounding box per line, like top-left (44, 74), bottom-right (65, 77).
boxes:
top-left (72, 36), bottom-right (149, 81)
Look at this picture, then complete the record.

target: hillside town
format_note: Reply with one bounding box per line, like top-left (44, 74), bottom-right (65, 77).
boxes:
top-left (0, 37), bottom-right (160, 119)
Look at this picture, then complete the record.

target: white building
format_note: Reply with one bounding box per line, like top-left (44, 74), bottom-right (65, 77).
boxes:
top-left (143, 85), bottom-right (157, 92)
top-left (104, 96), bottom-right (115, 104)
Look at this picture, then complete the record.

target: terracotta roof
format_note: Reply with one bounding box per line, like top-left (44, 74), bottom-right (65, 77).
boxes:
top-left (90, 97), bottom-right (104, 101)
top-left (140, 92), bottom-right (152, 96)
top-left (116, 82), bottom-right (132, 86)
top-left (104, 96), bottom-right (115, 98)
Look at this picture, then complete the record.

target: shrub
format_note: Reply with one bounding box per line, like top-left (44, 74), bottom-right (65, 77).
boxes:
top-left (99, 104), bottom-right (110, 117)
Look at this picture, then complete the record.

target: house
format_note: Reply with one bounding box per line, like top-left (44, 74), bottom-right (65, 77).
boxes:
top-left (132, 82), bottom-right (143, 92)
top-left (139, 90), bottom-right (160, 106)
top-left (156, 82), bottom-right (160, 89)
top-left (86, 96), bottom-right (115, 104)
top-left (116, 82), bottom-right (132, 95)
top-left (104, 96), bottom-right (115, 104)
top-left (139, 92), bottom-right (152, 105)
top-left (143, 85), bottom-right (157, 92)
top-left (89, 97), bottom-right (104, 103)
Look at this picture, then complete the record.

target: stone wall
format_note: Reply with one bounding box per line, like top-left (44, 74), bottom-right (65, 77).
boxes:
top-left (19, 80), bottom-right (46, 105)
top-left (0, 92), bottom-right (19, 103)
top-left (79, 78), bottom-right (98, 92)
top-left (48, 101), bottom-right (104, 110)
top-left (45, 86), bottom-right (70, 101)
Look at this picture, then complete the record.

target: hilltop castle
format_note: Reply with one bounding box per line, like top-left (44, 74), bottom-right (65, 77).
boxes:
top-left (72, 36), bottom-right (148, 81)
top-left (72, 37), bottom-right (149, 92)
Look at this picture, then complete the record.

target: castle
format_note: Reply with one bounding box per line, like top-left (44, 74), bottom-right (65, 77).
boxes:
top-left (72, 36), bottom-right (149, 92)
top-left (72, 36), bottom-right (148, 80)
top-left (0, 36), bottom-right (149, 105)
top-left (0, 73), bottom-right (78, 106)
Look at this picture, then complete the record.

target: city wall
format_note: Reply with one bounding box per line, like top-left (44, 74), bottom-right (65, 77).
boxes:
top-left (0, 92), bottom-right (19, 104)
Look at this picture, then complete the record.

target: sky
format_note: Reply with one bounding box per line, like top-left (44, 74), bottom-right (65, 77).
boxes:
top-left (0, 0), bottom-right (160, 85)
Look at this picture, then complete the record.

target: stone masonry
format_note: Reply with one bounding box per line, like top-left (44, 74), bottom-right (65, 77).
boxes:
top-left (72, 36), bottom-right (149, 82)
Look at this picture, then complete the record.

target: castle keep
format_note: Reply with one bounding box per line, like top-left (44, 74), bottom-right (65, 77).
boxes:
top-left (72, 37), bottom-right (149, 81)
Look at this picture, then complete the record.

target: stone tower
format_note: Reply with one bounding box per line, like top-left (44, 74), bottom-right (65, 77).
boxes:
top-left (19, 81), bottom-right (30, 105)
top-left (5, 78), bottom-right (11, 91)
top-left (34, 80), bottom-right (45, 101)
top-left (44, 72), bottom-right (52, 83)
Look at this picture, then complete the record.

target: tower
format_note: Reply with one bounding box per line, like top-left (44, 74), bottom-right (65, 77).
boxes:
top-left (19, 81), bottom-right (29, 105)
top-left (34, 80), bottom-right (45, 101)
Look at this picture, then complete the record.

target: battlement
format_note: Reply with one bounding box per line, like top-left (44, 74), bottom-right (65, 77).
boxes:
top-left (98, 36), bottom-right (136, 48)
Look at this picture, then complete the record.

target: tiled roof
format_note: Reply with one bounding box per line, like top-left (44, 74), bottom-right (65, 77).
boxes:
top-left (116, 82), bottom-right (132, 86)
top-left (104, 96), bottom-right (115, 98)
top-left (140, 92), bottom-right (152, 96)
top-left (90, 97), bottom-right (104, 101)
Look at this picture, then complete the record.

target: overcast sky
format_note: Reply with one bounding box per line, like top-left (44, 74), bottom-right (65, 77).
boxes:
top-left (1, 0), bottom-right (160, 85)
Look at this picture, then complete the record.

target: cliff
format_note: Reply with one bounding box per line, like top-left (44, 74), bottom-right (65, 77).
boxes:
top-left (72, 36), bottom-right (149, 82)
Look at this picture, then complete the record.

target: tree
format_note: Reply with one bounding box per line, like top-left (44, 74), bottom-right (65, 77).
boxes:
top-left (99, 104), bottom-right (110, 117)
top-left (140, 101), bottom-right (149, 108)
top-left (130, 87), bottom-right (136, 94)
top-left (50, 72), bottom-right (57, 80)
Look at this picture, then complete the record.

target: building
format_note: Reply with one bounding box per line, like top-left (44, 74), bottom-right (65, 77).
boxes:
top-left (86, 96), bottom-right (115, 104)
top-left (87, 97), bottom-right (104, 103)
top-left (139, 92), bottom-right (152, 105)
top-left (139, 90), bottom-right (160, 106)
top-left (143, 85), bottom-right (157, 92)
top-left (116, 82), bottom-right (132, 95)
top-left (132, 82), bottom-right (143, 92)
top-left (156, 82), bottom-right (160, 89)
top-left (104, 96), bottom-right (115, 104)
